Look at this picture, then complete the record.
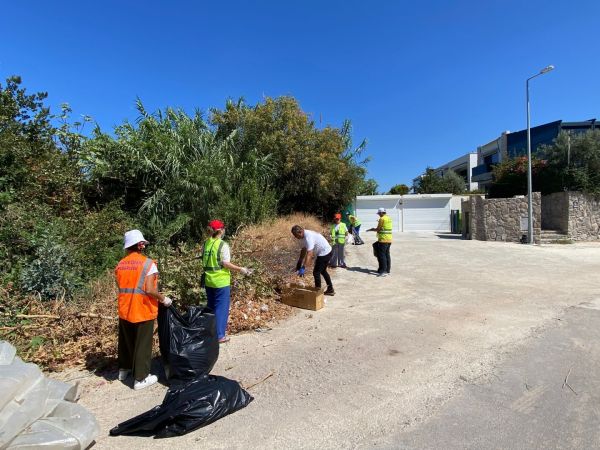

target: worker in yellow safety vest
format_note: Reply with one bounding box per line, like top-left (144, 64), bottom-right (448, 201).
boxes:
top-left (329, 213), bottom-right (348, 268)
top-left (115, 229), bottom-right (173, 390)
top-left (348, 215), bottom-right (364, 245)
top-left (201, 220), bottom-right (253, 344)
top-left (367, 208), bottom-right (392, 277)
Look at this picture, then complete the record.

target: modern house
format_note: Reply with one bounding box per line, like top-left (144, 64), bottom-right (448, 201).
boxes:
top-left (412, 152), bottom-right (479, 192)
top-left (472, 119), bottom-right (598, 191)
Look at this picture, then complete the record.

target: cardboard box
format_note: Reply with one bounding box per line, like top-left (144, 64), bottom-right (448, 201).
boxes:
top-left (281, 283), bottom-right (324, 311)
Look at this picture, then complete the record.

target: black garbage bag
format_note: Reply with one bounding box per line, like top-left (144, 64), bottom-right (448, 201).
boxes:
top-left (109, 375), bottom-right (253, 438)
top-left (352, 229), bottom-right (364, 245)
top-left (157, 304), bottom-right (219, 381)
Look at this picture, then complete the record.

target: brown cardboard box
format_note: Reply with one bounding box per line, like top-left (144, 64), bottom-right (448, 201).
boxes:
top-left (281, 283), bottom-right (324, 311)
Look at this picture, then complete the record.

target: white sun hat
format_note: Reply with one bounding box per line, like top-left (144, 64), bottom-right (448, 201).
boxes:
top-left (123, 230), bottom-right (149, 249)
top-left (377, 208), bottom-right (386, 213)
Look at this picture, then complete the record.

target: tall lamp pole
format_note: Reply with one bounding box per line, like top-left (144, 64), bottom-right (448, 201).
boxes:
top-left (526, 64), bottom-right (554, 244)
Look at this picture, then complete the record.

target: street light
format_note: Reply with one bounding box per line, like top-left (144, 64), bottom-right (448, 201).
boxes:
top-left (526, 64), bottom-right (554, 244)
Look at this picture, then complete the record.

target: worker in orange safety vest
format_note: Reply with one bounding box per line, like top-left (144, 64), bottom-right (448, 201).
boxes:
top-left (115, 229), bottom-right (172, 390)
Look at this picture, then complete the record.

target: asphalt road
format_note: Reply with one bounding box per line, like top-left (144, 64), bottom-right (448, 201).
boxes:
top-left (385, 302), bottom-right (600, 450)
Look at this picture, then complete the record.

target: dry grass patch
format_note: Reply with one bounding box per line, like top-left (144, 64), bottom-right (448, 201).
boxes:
top-left (0, 214), bottom-right (327, 371)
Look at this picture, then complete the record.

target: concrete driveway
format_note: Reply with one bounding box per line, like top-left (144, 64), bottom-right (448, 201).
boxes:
top-left (76, 232), bottom-right (600, 449)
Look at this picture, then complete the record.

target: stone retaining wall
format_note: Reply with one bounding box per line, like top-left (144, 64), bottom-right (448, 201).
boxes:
top-left (462, 193), bottom-right (541, 243)
top-left (567, 192), bottom-right (600, 240)
top-left (540, 192), bottom-right (600, 240)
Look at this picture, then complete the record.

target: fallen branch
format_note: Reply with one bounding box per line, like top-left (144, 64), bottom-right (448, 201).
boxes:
top-left (243, 372), bottom-right (274, 390)
top-left (76, 313), bottom-right (116, 320)
top-left (1, 312), bottom-right (116, 321)
top-left (562, 367), bottom-right (578, 395)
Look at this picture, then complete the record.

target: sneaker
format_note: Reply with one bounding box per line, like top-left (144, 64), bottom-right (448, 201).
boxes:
top-left (377, 273), bottom-right (388, 277)
top-left (133, 374), bottom-right (158, 390)
top-left (340, 264), bottom-right (347, 269)
top-left (324, 288), bottom-right (335, 296)
top-left (219, 336), bottom-right (230, 344)
top-left (118, 369), bottom-right (131, 381)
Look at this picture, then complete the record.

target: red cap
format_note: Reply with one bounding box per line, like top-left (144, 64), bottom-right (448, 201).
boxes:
top-left (208, 219), bottom-right (225, 231)
top-left (334, 213), bottom-right (342, 219)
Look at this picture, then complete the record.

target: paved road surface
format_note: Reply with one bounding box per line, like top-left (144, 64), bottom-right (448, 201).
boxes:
top-left (69, 233), bottom-right (600, 449)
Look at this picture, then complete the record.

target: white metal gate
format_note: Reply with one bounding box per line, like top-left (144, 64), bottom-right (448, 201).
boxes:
top-left (354, 194), bottom-right (451, 232)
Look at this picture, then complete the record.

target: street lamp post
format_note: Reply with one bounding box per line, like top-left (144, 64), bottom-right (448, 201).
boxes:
top-left (526, 64), bottom-right (554, 244)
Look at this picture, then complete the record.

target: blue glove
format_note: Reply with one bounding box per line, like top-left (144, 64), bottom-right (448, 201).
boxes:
top-left (297, 266), bottom-right (305, 277)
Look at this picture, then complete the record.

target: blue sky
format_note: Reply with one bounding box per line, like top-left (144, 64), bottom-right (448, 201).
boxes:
top-left (1, 0), bottom-right (598, 192)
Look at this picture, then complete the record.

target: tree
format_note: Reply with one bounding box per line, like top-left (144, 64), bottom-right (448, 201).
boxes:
top-left (488, 130), bottom-right (600, 198)
top-left (210, 97), bottom-right (369, 217)
top-left (441, 170), bottom-right (466, 195)
top-left (415, 168), bottom-right (466, 194)
top-left (542, 130), bottom-right (600, 195)
top-left (488, 156), bottom-right (548, 198)
top-left (388, 184), bottom-right (409, 195)
top-left (83, 101), bottom-right (277, 241)
top-left (416, 168), bottom-right (444, 194)
top-left (357, 178), bottom-right (379, 195)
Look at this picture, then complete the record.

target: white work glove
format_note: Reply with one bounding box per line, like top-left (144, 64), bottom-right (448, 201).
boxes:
top-left (162, 296), bottom-right (173, 307)
top-left (240, 267), bottom-right (253, 276)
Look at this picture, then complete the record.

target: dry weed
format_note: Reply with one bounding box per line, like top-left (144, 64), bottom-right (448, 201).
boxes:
top-left (0, 214), bottom-right (327, 371)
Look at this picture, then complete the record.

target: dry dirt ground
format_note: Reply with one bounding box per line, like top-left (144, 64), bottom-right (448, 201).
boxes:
top-left (54, 232), bottom-right (600, 449)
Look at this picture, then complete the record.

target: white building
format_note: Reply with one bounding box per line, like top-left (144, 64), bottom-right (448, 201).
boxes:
top-left (412, 152), bottom-right (479, 192)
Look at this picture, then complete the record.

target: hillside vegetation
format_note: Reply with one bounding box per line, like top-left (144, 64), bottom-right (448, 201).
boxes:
top-left (0, 76), bottom-right (366, 369)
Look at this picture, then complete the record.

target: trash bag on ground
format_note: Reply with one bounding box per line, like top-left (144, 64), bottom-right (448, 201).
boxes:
top-left (109, 375), bottom-right (253, 438)
top-left (157, 305), bottom-right (219, 382)
top-left (0, 340), bottom-right (99, 450)
top-left (352, 229), bottom-right (364, 245)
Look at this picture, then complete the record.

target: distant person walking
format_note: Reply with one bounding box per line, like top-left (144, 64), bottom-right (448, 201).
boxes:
top-left (291, 225), bottom-right (335, 296)
top-left (115, 229), bottom-right (172, 390)
top-left (329, 213), bottom-right (348, 268)
top-left (348, 215), bottom-right (364, 245)
top-left (202, 220), bottom-right (252, 343)
top-left (367, 208), bottom-right (392, 277)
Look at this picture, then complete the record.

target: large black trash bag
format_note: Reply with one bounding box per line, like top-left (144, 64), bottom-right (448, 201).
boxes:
top-left (157, 304), bottom-right (219, 381)
top-left (109, 375), bottom-right (253, 438)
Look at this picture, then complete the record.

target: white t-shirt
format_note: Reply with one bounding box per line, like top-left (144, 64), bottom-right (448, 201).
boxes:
top-left (147, 262), bottom-right (158, 277)
top-left (302, 230), bottom-right (332, 257)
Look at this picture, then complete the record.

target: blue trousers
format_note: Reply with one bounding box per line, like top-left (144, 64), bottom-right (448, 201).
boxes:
top-left (205, 286), bottom-right (231, 339)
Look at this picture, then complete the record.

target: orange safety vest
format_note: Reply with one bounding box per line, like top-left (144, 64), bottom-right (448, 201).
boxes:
top-left (115, 252), bottom-right (158, 323)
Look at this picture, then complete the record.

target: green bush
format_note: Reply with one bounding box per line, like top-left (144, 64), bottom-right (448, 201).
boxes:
top-left (20, 233), bottom-right (81, 299)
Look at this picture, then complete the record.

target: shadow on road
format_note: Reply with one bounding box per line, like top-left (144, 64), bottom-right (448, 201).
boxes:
top-left (345, 266), bottom-right (378, 275)
top-left (435, 233), bottom-right (463, 240)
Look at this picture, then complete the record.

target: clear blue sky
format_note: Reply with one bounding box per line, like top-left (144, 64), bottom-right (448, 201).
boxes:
top-left (1, 0), bottom-right (598, 192)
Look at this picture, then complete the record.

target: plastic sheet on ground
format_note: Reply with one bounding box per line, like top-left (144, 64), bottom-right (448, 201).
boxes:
top-left (157, 305), bottom-right (219, 382)
top-left (0, 340), bottom-right (99, 450)
top-left (110, 375), bottom-right (253, 438)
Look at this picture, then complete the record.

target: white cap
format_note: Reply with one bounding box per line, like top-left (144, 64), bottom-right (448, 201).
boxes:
top-left (377, 208), bottom-right (386, 213)
top-left (123, 230), bottom-right (149, 249)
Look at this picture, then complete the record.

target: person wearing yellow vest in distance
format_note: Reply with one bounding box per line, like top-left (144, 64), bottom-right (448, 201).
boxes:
top-left (115, 230), bottom-right (173, 390)
top-left (329, 213), bottom-right (348, 268)
top-left (291, 225), bottom-right (335, 296)
top-left (202, 220), bottom-right (252, 344)
top-left (367, 208), bottom-right (393, 277)
top-left (348, 215), bottom-right (364, 245)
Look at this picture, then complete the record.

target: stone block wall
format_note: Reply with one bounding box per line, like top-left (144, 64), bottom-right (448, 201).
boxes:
top-left (567, 192), bottom-right (600, 240)
top-left (462, 193), bottom-right (541, 243)
top-left (541, 192), bottom-right (569, 232)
